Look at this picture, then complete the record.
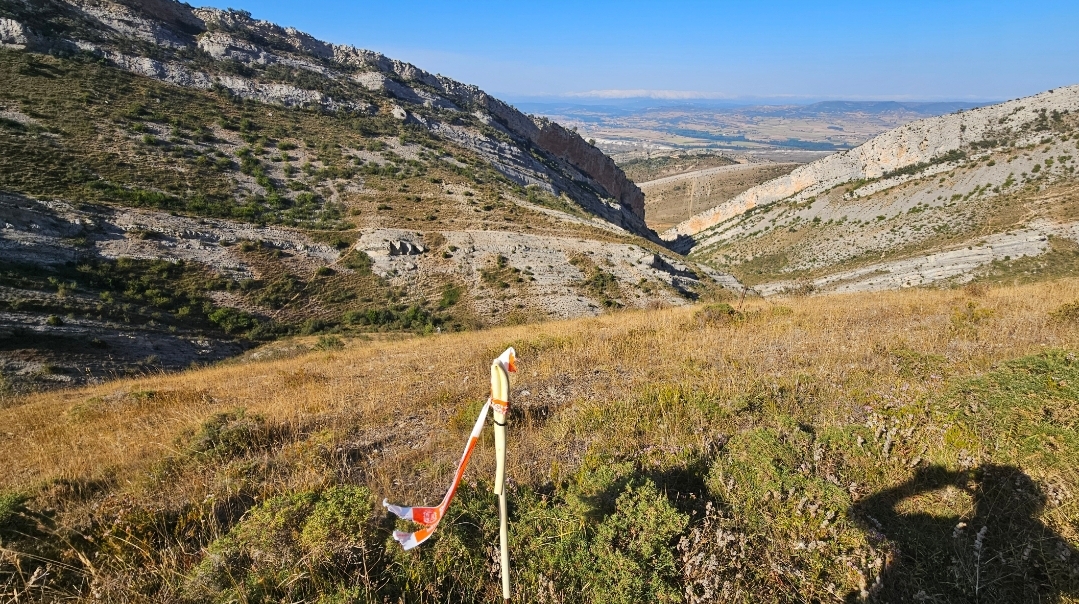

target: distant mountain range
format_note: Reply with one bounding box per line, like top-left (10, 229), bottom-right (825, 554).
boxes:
top-left (515, 99), bottom-right (987, 118)
top-left (518, 99), bottom-right (989, 157)
top-left (741, 100), bottom-right (987, 117)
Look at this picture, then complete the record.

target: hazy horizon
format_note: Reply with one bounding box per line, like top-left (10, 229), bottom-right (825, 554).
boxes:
top-left (501, 96), bottom-right (998, 110)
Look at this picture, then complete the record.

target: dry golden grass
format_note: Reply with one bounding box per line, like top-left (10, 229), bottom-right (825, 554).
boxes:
top-left (3, 279), bottom-right (1078, 498)
top-left (3, 279), bottom-right (1079, 602)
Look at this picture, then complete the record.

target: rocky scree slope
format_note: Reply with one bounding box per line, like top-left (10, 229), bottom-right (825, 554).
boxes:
top-left (677, 86), bottom-right (1079, 293)
top-left (0, 0), bottom-right (647, 233)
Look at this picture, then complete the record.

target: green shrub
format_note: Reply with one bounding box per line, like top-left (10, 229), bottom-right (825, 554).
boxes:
top-left (950, 301), bottom-right (994, 332)
top-left (339, 250), bottom-right (372, 273)
top-left (0, 491), bottom-right (27, 537)
top-left (880, 149), bottom-right (967, 180)
top-left (588, 481), bottom-right (688, 603)
top-left (311, 232), bottom-right (352, 250)
top-left (207, 307), bottom-right (257, 334)
top-left (256, 275), bottom-right (304, 309)
top-left (315, 335), bottom-right (344, 350)
top-left (344, 304), bottom-right (441, 333)
top-left (439, 284), bottom-right (462, 308)
top-left (187, 409), bottom-right (270, 458)
top-left (770, 305), bottom-right (794, 316)
top-left (690, 424), bottom-right (878, 602)
top-left (184, 486), bottom-right (381, 603)
top-left (301, 318), bottom-right (335, 335)
top-left (381, 460), bottom-right (688, 604)
top-left (1051, 300), bottom-right (1079, 323)
top-left (695, 303), bottom-right (743, 326)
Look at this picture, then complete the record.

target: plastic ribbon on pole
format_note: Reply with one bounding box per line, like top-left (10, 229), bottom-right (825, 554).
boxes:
top-left (383, 347), bottom-right (517, 582)
top-left (382, 397), bottom-right (490, 550)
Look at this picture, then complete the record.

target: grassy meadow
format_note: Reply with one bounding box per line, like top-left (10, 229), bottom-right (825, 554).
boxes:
top-left (2, 280), bottom-right (1079, 602)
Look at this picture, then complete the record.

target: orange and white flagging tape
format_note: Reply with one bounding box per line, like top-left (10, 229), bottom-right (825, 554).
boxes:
top-left (383, 347), bottom-right (517, 551)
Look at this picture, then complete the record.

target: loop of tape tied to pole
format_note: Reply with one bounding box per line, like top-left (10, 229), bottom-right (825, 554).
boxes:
top-left (383, 347), bottom-right (516, 600)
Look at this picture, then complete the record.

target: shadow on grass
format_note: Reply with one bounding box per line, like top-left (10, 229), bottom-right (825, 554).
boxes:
top-left (849, 464), bottom-right (1079, 603)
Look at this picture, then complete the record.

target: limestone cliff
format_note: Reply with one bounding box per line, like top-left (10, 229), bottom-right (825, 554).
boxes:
top-left (532, 118), bottom-right (645, 217)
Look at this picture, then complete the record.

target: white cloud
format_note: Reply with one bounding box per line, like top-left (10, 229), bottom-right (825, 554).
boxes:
top-left (562, 89), bottom-right (734, 100)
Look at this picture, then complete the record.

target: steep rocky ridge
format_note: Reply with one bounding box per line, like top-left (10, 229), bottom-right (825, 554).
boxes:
top-left (0, 2), bottom-right (739, 391)
top-left (677, 87), bottom-right (1079, 294)
top-left (665, 85), bottom-right (1079, 246)
top-left (0, 0), bottom-right (648, 234)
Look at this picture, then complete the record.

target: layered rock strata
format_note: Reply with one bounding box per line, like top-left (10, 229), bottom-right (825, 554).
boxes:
top-left (663, 85), bottom-right (1079, 246)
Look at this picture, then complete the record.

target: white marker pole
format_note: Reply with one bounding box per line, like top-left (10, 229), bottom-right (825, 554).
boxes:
top-left (490, 348), bottom-right (516, 601)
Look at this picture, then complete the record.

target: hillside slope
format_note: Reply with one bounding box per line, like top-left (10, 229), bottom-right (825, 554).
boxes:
top-left (638, 161), bottom-right (799, 231)
top-left (0, 0), bottom-right (736, 391)
top-left (664, 86), bottom-right (1079, 292)
top-left (1, 0), bottom-right (647, 230)
top-left (1, 282), bottom-right (1077, 602)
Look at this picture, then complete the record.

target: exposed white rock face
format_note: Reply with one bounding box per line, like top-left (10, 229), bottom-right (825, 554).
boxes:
top-left (214, 74), bottom-right (326, 108)
top-left (0, 193), bottom-right (337, 276)
top-left (197, 31), bottom-right (275, 64)
top-left (197, 31), bottom-right (335, 76)
top-left (353, 72), bottom-right (391, 93)
top-left (73, 0), bottom-right (196, 48)
top-left (88, 46), bottom-right (366, 112)
top-left (754, 221), bottom-right (1079, 296)
top-left (0, 18), bottom-right (39, 49)
top-left (664, 85), bottom-right (1079, 243)
top-left (387, 240), bottom-right (425, 256)
top-left (354, 73), bottom-right (459, 110)
top-left (105, 51), bottom-right (214, 88)
top-left (191, 8), bottom-right (335, 60)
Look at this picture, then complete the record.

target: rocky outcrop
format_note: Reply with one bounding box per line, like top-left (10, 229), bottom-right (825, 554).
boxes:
top-left (0, 18), bottom-right (41, 49)
top-left (754, 221), bottom-right (1079, 296)
top-left (104, 51), bottom-right (212, 87)
top-left (342, 56), bottom-right (645, 221)
top-left (664, 84), bottom-right (1079, 245)
top-left (353, 72), bottom-right (460, 110)
top-left (532, 118), bottom-right (645, 218)
top-left (387, 240), bottom-right (426, 256)
top-left (187, 6), bottom-right (648, 227)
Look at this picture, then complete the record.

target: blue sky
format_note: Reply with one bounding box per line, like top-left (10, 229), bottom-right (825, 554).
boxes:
top-left (200, 1), bottom-right (1079, 103)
